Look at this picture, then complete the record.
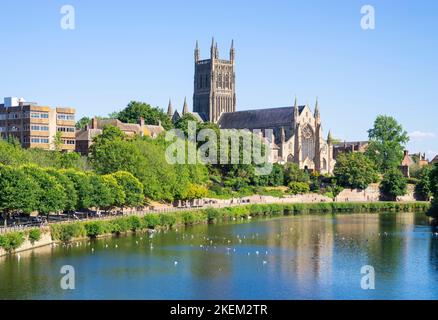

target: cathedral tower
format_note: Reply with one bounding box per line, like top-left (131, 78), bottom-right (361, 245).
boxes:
top-left (193, 39), bottom-right (236, 123)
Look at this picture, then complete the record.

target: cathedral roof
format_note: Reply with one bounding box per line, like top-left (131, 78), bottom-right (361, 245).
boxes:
top-left (217, 106), bottom-right (305, 129)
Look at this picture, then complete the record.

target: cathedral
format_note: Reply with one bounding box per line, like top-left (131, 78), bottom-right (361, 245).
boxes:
top-left (168, 40), bottom-right (335, 174)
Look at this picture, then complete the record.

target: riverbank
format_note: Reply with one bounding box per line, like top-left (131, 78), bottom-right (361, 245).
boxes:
top-left (0, 201), bottom-right (430, 257)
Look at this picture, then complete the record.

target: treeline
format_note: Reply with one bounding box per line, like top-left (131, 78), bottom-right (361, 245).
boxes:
top-left (0, 164), bottom-right (144, 225)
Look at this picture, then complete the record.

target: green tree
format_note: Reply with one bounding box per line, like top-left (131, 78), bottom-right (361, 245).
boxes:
top-left (380, 168), bottom-right (407, 200)
top-left (75, 117), bottom-right (91, 130)
top-left (284, 163), bottom-right (310, 185)
top-left (334, 152), bottom-right (379, 189)
top-left (45, 168), bottom-right (78, 212)
top-left (288, 181), bottom-right (310, 195)
top-left (111, 171), bottom-right (144, 207)
top-left (366, 115), bottom-right (409, 173)
top-left (53, 131), bottom-right (63, 152)
top-left (102, 175), bottom-right (126, 209)
top-left (62, 169), bottom-right (93, 211)
top-left (115, 101), bottom-right (173, 130)
top-left (21, 165), bottom-right (66, 215)
top-left (0, 165), bottom-right (39, 227)
top-left (87, 173), bottom-right (114, 212)
top-left (415, 166), bottom-right (433, 201)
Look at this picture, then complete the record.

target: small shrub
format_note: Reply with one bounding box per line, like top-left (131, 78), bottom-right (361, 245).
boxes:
top-left (28, 229), bottom-right (42, 244)
top-left (0, 232), bottom-right (25, 252)
top-left (288, 182), bottom-right (310, 195)
top-left (143, 214), bottom-right (161, 229)
top-left (159, 213), bottom-right (177, 227)
top-left (127, 216), bottom-right (142, 231)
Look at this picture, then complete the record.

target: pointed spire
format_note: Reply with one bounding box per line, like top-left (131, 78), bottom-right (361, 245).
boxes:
top-left (230, 39), bottom-right (235, 61)
top-left (314, 97), bottom-right (320, 118)
top-left (194, 40), bottom-right (200, 62)
top-left (214, 42), bottom-right (219, 59)
top-left (182, 97), bottom-right (189, 115)
top-left (211, 37), bottom-right (215, 58)
top-left (293, 96), bottom-right (299, 119)
top-left (167, 99), bottom-right (173, 117)
top-left (327, 130), bottom-right (333, 144)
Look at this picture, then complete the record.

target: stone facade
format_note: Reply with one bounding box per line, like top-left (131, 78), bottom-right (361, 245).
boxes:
top-left (193, 39), bottom-right (236, 123)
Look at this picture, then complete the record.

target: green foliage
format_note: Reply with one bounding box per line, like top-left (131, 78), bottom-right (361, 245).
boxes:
top-left (111, 171), bottom-right (144, 207)
top-left (142, 214), bottom-right (161, 228)
top-left (414, 166), bottom-right (433, 201)
top-left (126, 215), bottom-right (142, 231)
top-left (284, 163), bottom-right (310, 185)
top-left (366, 115), bottom-right (409, 173)
top-left (62, 169), bottom-right (93, 211)
top-left (45, 169), bottom-right (78, 212)
top-left (159, 213), bottom-right (177, 227)
top-left (0, 232), bottom-right (25, 252)
top-left (0, 165), bottom-right (40, 221)
top-left (334, 152), bottom-right (379, 189)
top-left (88, 173), bottom-right (114, 210)
top-left (114, 101), bottom-right (173, 130)
top-left (288, 181), bottom-right (310, 195)
top-left (380, 169), bottom-right (408, 200)
top-left (28, 229), bottom-right (42, 244)
top-left (75, 117), bottom-right (91, 130)
top-left (50, 223), bottom-right (86, 242)
top-left (21, 165), bottom-right (66, 215)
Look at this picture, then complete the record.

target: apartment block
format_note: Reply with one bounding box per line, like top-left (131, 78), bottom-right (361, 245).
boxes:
top-left (0, 97), bottom-right (76, 151)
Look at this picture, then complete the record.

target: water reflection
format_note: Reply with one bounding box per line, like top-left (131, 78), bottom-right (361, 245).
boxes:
top-left (1, 212), bottom-right (438, 300)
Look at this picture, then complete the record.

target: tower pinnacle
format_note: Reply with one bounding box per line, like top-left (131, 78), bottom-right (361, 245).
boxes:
top-left (182, 97), bottom-right (189, 115)
top-left (167, 99), bottom-right (173, 117)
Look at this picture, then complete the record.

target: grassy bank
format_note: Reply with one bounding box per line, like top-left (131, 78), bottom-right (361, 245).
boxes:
top-left (0, 201), bottom-right (430, 252)
top-left (48, 201), bottom-right (430, 243)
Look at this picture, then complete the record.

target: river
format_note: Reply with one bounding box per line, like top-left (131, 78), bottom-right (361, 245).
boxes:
top-left (1, 212), bottom-right (438, 300)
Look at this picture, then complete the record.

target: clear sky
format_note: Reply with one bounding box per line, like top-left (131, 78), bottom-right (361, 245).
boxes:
top-left (0, 0), bottom-right (437, 157)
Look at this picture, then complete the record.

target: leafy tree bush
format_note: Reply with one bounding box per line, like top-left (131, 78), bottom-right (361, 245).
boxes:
top-left (45, 169), bottom-right (78, 212)
top-left (284, 163), bottom-right (310, 185)
top-left (111, 171), bottom-right (144, 207)
top-left (0, 232), bottom-right (25, 252)
top-left (0, 165), bottom-right (40, 226)
top-left (288, 181), bottom-right (310, 195)
top-left (21, 165), bottom-right (66, 215)
top-left (334, 152), bottom-right (379, 189)
top-left (142, 214), bottom-right (161, 228)
top-left (365, 115), bottom-right (409, 173)
top-left (380, 169), bottom-right (408, 200)
top-left (62, 170), bottom-right (93, 211)
top-left (114, 101), bottom-right (173, 130)
top-left (28, 229), bottom-right (42, 244)
top-left (415, 166), bottom-right (433, 201)
top-left (126, 215), bottom-right (142, 231)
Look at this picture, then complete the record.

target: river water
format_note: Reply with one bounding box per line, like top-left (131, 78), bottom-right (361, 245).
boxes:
top-left (1, 212), bottom-right (438, 300)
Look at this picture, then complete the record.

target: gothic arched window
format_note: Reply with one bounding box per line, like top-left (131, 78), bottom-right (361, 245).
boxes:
top-left (217, 74), bottom-right (222, 88)
top-left (225, 74), bottom-right (229, 89)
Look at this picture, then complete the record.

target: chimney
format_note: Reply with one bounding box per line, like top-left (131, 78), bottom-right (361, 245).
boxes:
top-left (138, 117), bottom-right (145, 127)
top-left (91, 117), bottom-right (98, 129)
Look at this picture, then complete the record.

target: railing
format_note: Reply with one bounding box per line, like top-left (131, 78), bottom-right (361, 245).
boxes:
top-left (0, 198), bottom-right (256, 234)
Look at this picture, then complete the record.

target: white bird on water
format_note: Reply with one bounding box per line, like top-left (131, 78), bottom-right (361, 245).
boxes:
top-left (115, 244), bottom-right (118, 248)
top-left (174, 261), bottom-right (178, 266)
top-left (17, 254), bottom-right (21, 261)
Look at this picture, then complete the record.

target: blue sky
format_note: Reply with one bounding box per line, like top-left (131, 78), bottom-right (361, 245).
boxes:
top-left (0, 0), bottom-right (437, 157)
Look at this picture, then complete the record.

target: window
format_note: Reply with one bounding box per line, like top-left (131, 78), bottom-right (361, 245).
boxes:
top-left (30, 112), bottom-right (49, 119)
top-left (0, 114), bottom-right (7, 120)
top-left (57, 126), bottom-right (75, 133)
top-left (0, 127), bottom-right (5, 132)
top-left (57, 114), bottom-right (75, 121)
top-left (62, 139), bottom-right (75, 145)
top-left (31, 125), bottom-right (49, 131)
